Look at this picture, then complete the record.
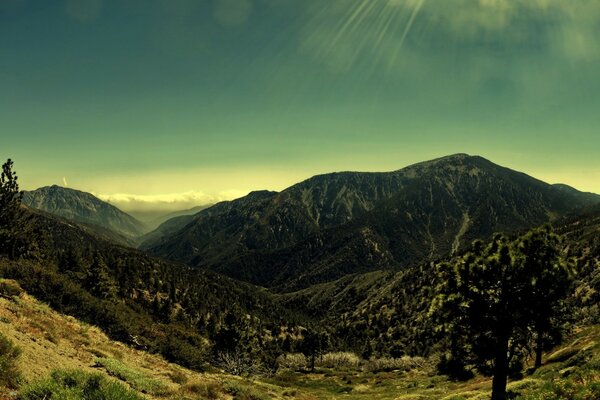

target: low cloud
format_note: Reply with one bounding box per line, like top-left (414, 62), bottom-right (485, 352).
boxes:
top-left (97, 190), bottom-right (248, 212)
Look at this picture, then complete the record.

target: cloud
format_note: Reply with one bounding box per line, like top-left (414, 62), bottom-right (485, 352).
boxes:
top-left (96, 190), bottom-right (248, 212)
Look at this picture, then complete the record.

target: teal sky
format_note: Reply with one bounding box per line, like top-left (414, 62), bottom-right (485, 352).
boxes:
top-left (2, 0), bottom-right (600, 211)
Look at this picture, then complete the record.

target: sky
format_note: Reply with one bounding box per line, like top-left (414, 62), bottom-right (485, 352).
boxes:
top-left (2, 0), bottom-right (600, 212)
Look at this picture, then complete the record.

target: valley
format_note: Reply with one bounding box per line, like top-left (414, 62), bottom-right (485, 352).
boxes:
top-left (2, 155), bottom-right (600, 399)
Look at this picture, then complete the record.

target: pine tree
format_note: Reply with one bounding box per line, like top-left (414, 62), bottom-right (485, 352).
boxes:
top-left (0, 159), bottom-right (23, 258)
top-left (515, 226), bottom-right (572, 369)
top-left (431, 231), bottom-right (573, 400)
top-left (86, 253), bottom-right (117, 300)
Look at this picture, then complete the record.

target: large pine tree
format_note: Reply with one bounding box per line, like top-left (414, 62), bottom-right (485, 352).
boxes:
top-left (432, 228), bottom-right (572, 400)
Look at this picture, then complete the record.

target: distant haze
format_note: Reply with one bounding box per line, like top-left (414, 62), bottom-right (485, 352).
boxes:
top-left (96, 190), bottom-right (248, 214)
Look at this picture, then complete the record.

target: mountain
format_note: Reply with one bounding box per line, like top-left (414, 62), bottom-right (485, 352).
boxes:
top-left (143, 154), bottom-right (600, 289)
top-left (22, 185), bottom-right (147, 239)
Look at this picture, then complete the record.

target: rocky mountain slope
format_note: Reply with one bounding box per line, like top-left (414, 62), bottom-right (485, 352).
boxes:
top-left (22, 185), bottom-right (147, 239)
top-left (143, 154), bottom-right (600, 289)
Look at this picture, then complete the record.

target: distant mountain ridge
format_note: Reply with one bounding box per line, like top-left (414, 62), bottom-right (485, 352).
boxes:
top-left (142, 154), bottom-right (600, 290)
top-left (22, 185), bottom-right (147, 239)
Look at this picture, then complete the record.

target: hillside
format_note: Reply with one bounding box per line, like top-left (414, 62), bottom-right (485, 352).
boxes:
top-left (1, 279), bottom-right (599, 400)
top-left (0, 279), bottom-right (289, 400)
top-left (144, 154), bottom-right (600, 290)
top-left (0, 207), bottom-right (305, 375)
top-left (22, 186), bottom-right (148, 239)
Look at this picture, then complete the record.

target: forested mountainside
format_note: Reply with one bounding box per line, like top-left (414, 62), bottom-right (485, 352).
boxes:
top-left (144, 154), bottom-right (600, 290)
top-left (1, 207), bottom-right (307, 372)
top-left (274, 205), bottom-right (600, 362)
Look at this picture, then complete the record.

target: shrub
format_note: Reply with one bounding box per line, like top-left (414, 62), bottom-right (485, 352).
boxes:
top-left (364, 356), bottom-right (427, 373)
top-left (0, 332), bottom-right (22, 388)
top-left (0, 279), bottom-right (24, 298)
top-left (276, 353), bottom-right (307, 371)
top-left (223, 380), bottom-right (271, 400)
top-left (317, 352), bottom-right (361, 369)
top-left (168, 369), bottom-right (188, 384)
top-left (215, 351), bottom-right (264, 376)
top-left (19, 369), bottom-right (143, 400)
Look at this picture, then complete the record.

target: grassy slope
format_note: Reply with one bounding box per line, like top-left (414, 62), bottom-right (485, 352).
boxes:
top-left (0, 280), bottom-right (284, 400)
top-left (2, 278), bottom-right (599, 400)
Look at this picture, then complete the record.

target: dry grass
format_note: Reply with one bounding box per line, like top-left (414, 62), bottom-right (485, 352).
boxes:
top-left (0, 279), bottom-right (284, 399)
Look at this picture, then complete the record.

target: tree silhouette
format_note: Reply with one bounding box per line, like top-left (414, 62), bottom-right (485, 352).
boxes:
top-left (0, 159), bottom-right (23, 259)
top-left (432, 229), bottom-right (573, 400)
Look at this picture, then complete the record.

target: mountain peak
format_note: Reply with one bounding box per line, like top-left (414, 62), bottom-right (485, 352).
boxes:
top-left (22, 186), bottom-right (147, 238)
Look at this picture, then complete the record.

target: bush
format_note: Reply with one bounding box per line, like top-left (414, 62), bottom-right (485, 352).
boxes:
top-left (215, 351), bottom-right (264, 376)
top-left (0, 332), bottom-right (22, 388)
top-left (317, 352), bottom-right (360, 369)
top-left (0, 279), bottom-right (24, 298)
top-left (364, 356), bottom-right (427, 373)
top-left (223, 380), bottom-right (271, 400)
top-left (19, 369), bottom-right (143, 400)
top-left (276, 353), bottom-right (307, 371)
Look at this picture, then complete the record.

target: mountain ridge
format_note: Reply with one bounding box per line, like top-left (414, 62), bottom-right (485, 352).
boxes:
top-left (22, 185), bottom-right (148, 239)
top-left (142, 154), bottom-right (600, 290)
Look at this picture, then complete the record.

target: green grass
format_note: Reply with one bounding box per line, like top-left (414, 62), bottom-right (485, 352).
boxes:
top-left (0, 332), bottom-right (22, 389)
top-left (94, 357), bottom-right (169, 395)
top-left (19, 369), bottom-right (143, 400)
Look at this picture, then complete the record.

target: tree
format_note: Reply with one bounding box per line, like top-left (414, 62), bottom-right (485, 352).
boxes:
top-left (515, 226), bottom-right (572, 369)
top-left (0, 159), bottom-right (23, 258)
top-left (298, 327), bottom-right (327, 372)
top-left (86, 253), bottom-right (118, 300)
top-left (431, 230), bottom-right (572, 400)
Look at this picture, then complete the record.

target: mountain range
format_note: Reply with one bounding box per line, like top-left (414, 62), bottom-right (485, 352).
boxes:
top-left (6, 153), bottom-right (600, 398)
top-left (141, 154), bottom-right (600, 290)
top-left (21, 155), bottom-right (600, 292)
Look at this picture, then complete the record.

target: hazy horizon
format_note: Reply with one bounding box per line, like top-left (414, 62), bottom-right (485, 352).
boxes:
top-left (3, 0), bottom-right (600, 210)
top-left (18, 152), bottom-right (600, 214)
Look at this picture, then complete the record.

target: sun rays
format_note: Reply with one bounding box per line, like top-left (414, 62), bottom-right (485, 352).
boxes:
top-left (301, 0), bottom-right (429, 72)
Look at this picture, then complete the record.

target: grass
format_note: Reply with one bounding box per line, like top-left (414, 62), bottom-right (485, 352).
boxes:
top-left (0, 332), bottom-right (22, 389)
top-left (94, 357), bottom-right (169, 395)
top-left (20, 369), bottom-right (143, 400)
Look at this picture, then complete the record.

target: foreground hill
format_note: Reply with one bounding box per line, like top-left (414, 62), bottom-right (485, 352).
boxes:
top-left (1, 279), bottom-right (599, 400)
top-left (22, 186), bottom-right (148, 239)
top-left (144, 154), bottom-right (600, 290)
top-left (0, 207), bottom-right (301, 373)
top-left (0, 280), bottom-right (286, 400)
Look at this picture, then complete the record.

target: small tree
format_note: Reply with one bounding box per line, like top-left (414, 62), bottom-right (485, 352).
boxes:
top-left (431, 230), bottom-right (572, 400)
top-left (298, 327), bottom-right (327, 372)
top-left (516, 226), bottom-right (572, 369)
top-left (0, 159), bottom-right (23, 258)
top-left (86, 253), bottom-right (118, 300)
